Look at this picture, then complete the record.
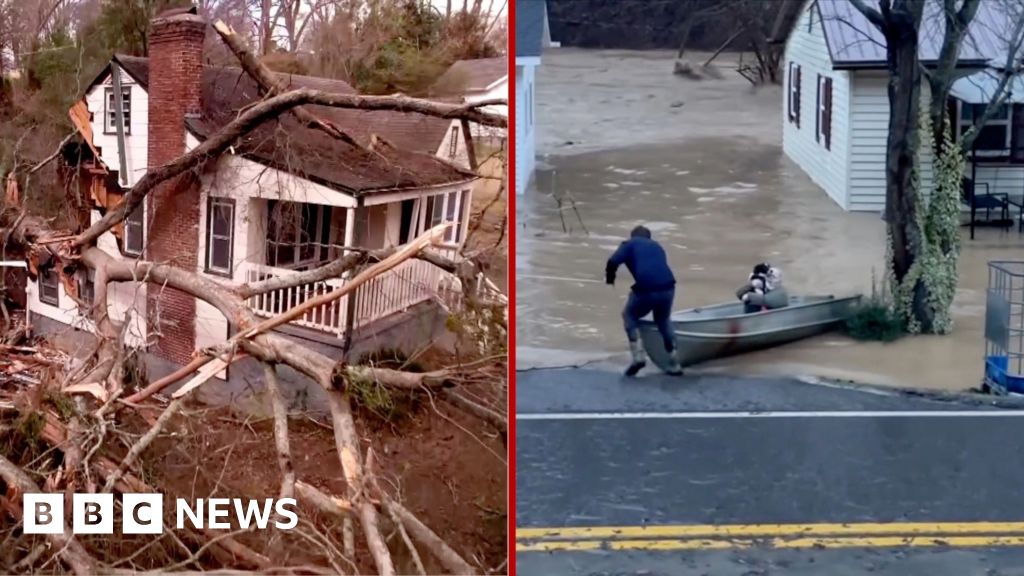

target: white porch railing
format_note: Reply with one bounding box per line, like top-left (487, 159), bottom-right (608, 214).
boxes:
top-left (244, 264), bottom-right (349, 336)
top-left (243, 258), bottom-right (450, 337)
top-left (351, 258), bottom-right (441, 328)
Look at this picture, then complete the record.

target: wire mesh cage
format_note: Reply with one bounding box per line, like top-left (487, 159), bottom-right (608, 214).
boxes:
top-left (984, 261), bottom-right (1024, 394)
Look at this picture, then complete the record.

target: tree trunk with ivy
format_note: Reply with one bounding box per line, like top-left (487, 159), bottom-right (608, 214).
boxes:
top-left (854, 0), bottom-right (973, 335)
top-left (879, 0), bottom-right (932, 331)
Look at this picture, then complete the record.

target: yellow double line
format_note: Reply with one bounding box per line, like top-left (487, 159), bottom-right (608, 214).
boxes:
top-left (516, 522), bottom-right (1024, 552)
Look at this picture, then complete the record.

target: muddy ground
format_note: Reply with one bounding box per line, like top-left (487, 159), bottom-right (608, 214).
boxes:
top-left (517, 48), bottom-right (1024, 392)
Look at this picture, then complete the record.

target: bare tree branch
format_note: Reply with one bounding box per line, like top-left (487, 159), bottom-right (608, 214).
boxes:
top-left (850, 0), bottom-right (888, 30)
top-left (0, 454), bottom-right (98, 575)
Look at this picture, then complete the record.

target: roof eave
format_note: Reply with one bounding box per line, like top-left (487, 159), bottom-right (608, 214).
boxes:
top-left (833, 58), bottom-right (990, 71)
top-left (482, 75), bottom-right (509, 92)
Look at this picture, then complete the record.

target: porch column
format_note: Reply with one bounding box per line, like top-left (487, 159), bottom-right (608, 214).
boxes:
top-left (344, 207), bottom-right (355, 252)
top-left (342, 202), bottom-right (369, 356)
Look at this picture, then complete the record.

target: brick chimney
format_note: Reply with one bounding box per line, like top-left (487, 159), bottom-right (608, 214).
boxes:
top-left (146, 7), bottom-right (206, 366)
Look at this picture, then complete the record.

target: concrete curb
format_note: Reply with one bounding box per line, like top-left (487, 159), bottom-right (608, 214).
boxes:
top-left (515, 362), bottom-right (1024, 410)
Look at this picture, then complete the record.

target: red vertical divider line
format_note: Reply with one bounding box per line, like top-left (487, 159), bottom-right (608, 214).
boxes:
top-left (507, 0), bottom-right (517, 572)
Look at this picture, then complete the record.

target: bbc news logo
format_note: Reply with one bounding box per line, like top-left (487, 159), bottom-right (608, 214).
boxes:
top-left (23, 493), bottom-right (298, 534)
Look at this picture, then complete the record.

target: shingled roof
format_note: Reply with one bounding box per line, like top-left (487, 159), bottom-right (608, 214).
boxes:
top-left (430, 57), bottom-right (508, 96)
top-left (106, 55), bottom-right (472, 194)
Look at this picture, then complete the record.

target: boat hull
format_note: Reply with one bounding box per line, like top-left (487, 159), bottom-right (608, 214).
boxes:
top-left (638, 295), bottom-right (863, 371)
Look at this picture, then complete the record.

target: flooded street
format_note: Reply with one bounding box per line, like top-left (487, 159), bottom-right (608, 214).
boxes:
top-left (517, 48), bottom-right (1024, 392)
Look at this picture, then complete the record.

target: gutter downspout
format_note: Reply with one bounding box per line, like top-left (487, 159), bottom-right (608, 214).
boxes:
top-left (341, 195), bottom-right (367, 358)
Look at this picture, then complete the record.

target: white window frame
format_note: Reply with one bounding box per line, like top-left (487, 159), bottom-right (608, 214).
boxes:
top-left (123, 198), bottom-right (145, 257)
top-left (104, 85), bottom-right (131, 135)
top-left (957, 100), bottom-right (1011, 157)
top-left (206, 197), bottom-right (235, 276)
top-left (418, 190), bottom-right (470, 245)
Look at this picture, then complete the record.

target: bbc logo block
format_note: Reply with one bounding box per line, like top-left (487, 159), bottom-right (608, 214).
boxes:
top-left (22, 493), bottom-right (297, 534)
top-left (23, 493), bottom-right (164, 535)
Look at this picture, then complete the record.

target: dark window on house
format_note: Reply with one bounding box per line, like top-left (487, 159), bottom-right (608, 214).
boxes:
top-left (206, 197), bottom-right (235, 276)
top-left (399, 199), bottom-right (415, 243)
top-left (958, 101), bottom-right (1012, 154)
top-left (425, 195), bottom-right (445, 229)
top-left (266, 200), bottom-right (330, 269)
top-left (816, 74), bottom-right (832, 150)
top-left (448, 126), bottom-right (459, 158)
top-left (38, 268), bottom-right (59, 306)
top-left (104, 86), bottom-right (131, 135)
top-left (123, 202), bottom-right (144, 256)
top-left (788, 63), bottom-right (801, 126)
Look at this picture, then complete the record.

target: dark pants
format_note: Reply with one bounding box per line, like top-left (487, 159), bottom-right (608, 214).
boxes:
top-left (623, 288), bottom-right (675, 352)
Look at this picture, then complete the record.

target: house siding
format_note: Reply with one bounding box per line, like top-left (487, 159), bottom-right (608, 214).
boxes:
top-left (84, 73), bottom-right (148, 187)
top-left (465, 78), bottom-right (508, 140)
top-left (782, 3), bottom-right (851, 209)
top-left (515, 64), bottom-right (536, 196)
top-left (847, 72), bottom-right (936, 212)
top-left (433, 119), bottom-right (472, 169)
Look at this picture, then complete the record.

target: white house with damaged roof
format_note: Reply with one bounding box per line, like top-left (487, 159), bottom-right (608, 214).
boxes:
top-left (28, 7), bottom-right (477, 383)
top-left (515, 0), bottom-right (549, 196)
top-left (783, 0), bottom-right (1024, 214)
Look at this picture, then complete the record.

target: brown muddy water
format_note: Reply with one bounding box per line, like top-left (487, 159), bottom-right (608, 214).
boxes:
top-left (517, 49), bottom-right (1024, 392)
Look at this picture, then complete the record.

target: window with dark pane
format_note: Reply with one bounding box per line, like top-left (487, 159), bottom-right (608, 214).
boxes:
top-left (959, 102), bottom-right (1011, 153)
top-left (124, 203), bottom-right (144, 256)
top-left (448, 126), bottom-right (459, 158)
top-left (299, 204), bottom-right (317, 262)
top-left (39, 268), bottom-right (59, 306)
top-left (319, 206), bottom-right (332, 263)
top-left (206, 197), bottom-right (235, 275)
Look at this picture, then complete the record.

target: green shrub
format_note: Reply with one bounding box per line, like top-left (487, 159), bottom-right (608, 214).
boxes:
top-left (845, 299), bottom-right (905, 342)
top-left (844, 269), bottom-right (906, 342)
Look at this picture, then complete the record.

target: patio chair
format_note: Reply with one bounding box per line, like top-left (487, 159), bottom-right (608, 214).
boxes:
top-left (958, 177), bottom-right (1007, 224)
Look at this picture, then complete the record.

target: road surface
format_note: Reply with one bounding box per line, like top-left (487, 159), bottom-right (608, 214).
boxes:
top-left (516, 367), bottom-right (1024, 575)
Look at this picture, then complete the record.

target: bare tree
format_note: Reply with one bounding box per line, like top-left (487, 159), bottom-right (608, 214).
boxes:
top-left (847, 0), bottom-right (1024, 333)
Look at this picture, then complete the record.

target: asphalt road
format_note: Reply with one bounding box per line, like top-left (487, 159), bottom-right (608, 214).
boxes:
top-left (515, 367), bottom-right (1024, 575)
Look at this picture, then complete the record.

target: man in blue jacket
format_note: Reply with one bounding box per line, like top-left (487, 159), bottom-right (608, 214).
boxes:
top-left (606, 225), bottom-right (683, 376)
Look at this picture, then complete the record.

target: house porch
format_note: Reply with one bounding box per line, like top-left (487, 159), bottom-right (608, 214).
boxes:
top-left (214, 189), bottom-right (471, 341)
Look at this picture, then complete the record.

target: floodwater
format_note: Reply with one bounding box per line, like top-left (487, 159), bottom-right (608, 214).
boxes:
top-left (517, 49), bottom-right (1024, 392)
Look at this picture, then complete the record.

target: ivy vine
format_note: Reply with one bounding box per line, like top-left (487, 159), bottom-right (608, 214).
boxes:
top-left (886, 100), bottom-right (963, 335)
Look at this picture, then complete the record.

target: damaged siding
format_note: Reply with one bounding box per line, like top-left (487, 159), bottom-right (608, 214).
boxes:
top-left (84, 71), bottom-right (149, 187)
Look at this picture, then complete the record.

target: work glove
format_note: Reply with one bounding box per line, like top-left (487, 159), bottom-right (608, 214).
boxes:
top-left (606, 271), bottom-right (615, 285)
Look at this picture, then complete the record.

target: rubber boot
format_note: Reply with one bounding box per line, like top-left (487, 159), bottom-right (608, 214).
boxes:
top-left (625, 340), bottom-right (646, 377)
